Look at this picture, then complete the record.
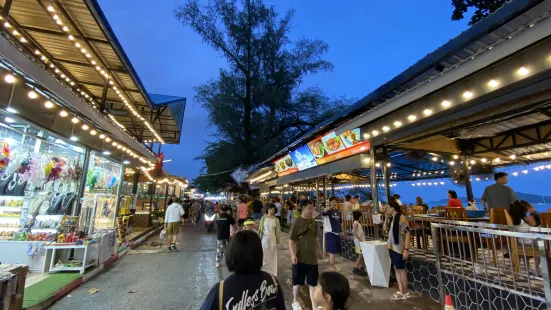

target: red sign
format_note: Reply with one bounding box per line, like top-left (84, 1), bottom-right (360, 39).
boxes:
top-left (315, 141), bottom-right (370, 165)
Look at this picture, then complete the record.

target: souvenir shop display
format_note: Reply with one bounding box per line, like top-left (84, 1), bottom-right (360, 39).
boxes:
top-left (79, 194), bottom-right (117, 234)
top-left (0, 115), bottom-right (86, 271)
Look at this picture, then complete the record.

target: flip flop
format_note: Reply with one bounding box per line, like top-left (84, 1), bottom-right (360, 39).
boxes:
top-left (392, 292), bottom-right (407, 300)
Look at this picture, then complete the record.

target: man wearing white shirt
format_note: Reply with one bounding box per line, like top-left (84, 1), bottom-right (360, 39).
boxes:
top-left (164, 198), bottom-right (185, 252)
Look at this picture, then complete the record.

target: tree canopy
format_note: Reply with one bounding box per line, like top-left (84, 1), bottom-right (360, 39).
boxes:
top-left (451, 0), bottom-right (507, 25)
top-left (175, 0), bottom-right (350, 192)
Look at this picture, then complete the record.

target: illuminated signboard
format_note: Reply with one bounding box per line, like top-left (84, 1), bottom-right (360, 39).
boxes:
top-left (276, 127), bottom-right (370, 176)
top-left (290, 145), bottom-right (318, 171)
top-left (274, 154), bottom-right (298, 176)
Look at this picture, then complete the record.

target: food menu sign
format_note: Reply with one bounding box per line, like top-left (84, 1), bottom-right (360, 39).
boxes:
top-left (274, 154), bottom-right (298, 176)
top-left (307, 128), bottom-right (370, 165)
top-left (290, 145), bottom-right (318, 171)
top-left (274, 127), bottom-right (370, 176)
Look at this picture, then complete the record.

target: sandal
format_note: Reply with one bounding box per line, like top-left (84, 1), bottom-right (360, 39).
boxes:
top-left (392, 292), bottom-right (407, 300)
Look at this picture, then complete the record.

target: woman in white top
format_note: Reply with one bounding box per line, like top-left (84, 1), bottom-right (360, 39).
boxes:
top-left (343, 195), bottom-right (353, 228)
top-left (352, 210), bottom-right (366, 275)
top-left (258, 203), bottom-right (281, 276)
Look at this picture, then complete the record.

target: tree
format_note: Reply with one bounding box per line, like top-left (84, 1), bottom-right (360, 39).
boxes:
top-left (175, 0), bottom-right (346, 192)
top-left (451, 0), bottom-right (507, 25)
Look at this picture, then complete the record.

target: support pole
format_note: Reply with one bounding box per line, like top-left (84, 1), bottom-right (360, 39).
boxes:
top-left (331, 179), bottom-right (335, 197)
top-left (315, 177), bottom-right (320, 210)
top-left (370, 146), bottom-right (379, 213)
top-left (383, 161), bottom-right (391, 204)
top-left (322, 176), bottom-right (327, 209)
top-left (462, 155), bottom-right (475, 203)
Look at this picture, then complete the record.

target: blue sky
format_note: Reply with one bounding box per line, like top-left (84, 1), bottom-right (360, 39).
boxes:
top-left (98, 1), bottom-right (551, 201)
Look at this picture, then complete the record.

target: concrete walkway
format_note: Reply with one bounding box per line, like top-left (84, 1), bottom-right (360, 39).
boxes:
top-left (50, 222), bottom-right (439, 310)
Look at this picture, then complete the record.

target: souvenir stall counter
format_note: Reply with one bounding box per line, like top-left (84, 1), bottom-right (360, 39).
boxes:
top-left (0, 116), bottom-right (85, 271)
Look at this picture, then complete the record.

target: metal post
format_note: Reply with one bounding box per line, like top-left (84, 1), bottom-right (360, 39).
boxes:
top-left (315, 177), bottom-right (319, 210)
top-left (113, 162), bottom-right (125, 221)
top-left (331, 179), bottom-right (335, 197)
top-left (163, 182), bottom-right (169, 211)
top-left (383, 160), bottom-right (391, 203)
top-left (322, 176), bottom-right (327, 208)
top-left (74, 148), bottom-right (91, 216)
top-left (370, 146), bottom-right (379, 212)
top-left (462, 155), bottom-right (475, 203)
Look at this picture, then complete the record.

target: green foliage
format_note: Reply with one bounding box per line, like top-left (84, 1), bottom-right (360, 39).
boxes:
top-left (175, 0), bottom-right (352, 193)
top-left (451, 0), bottom-right (507, 25)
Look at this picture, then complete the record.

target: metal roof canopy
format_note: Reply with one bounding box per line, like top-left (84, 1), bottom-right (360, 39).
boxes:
top-left (0, 0), bottom-right (181, 144)
top-left (260, 0), bottom-right (549, 166)
top-left (256, 0), bottom-right (551, 189)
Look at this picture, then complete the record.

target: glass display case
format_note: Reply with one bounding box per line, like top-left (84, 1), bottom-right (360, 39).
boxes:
top-left (82, 151), bottom-right (122, 231)
top-left (0, 111), bottom-right (85, 241)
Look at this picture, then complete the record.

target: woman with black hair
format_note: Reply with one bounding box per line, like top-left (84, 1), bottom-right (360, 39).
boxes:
top-left (259, 203), bottom-right (281, 276)
top-left (385, 201), bottom-right (410, 300)
top-left (313, 271), bottom-right (350, 310)
top-left (200, 230), bottom-right (285, 309)
top-left (447, 190), bottom-right (463, 208)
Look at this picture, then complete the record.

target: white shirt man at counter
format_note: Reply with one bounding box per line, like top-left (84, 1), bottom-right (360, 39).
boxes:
top-left (164, 199), bottom-right (185, 252)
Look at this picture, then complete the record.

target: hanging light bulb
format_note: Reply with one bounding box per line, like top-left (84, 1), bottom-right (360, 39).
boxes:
top-left (81, 124), bottom-right (89, 130)
top-left (71, 117), bottom-right (79, 124)
top-left (44, 101), bottom-right (54, 109)
top-left (90, 130), bottom-right (97, 136)
top-left (4, 74), bottom-right (15, 83)
top-left (59, 110), bottom-right (68, 117)
top-left (27, 91), bottom-right (38, 99)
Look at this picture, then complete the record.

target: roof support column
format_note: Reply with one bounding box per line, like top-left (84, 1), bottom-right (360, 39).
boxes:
top-left (322, 176), bottom-right (327, 209)
top-left (460, 140), bottom-right (475, 203)
top-left (383, 147), bottom-right (391, 204)
top-left (99, 77), bottom-right (109, 114)
top-left (315, 177), bottom-right (319, 210)
top-left (370, 145), bottom-right (379, 213)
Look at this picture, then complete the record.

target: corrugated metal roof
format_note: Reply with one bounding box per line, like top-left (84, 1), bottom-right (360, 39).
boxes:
top-left (260, 0), bottom-right (548, 165)
top-left (0, 0), bottom-right (182, 144)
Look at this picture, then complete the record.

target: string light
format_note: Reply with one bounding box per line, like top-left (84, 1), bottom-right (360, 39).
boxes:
top-left (441, 100), bottom-right (451, 107)
top-left (71, 117), bottom-right (79, 124)
top-left (59, 110), bottom-right (68, 117)
top-left (488, 79), bottom-right (499, 87)
top-left (517, 67), bottom-right (529, 76)
top-left (423, 109), bottom-right (433, 116)
top-left (27, 91), bottom-right (38, 99)
top-left (81, 124), bottom-right (89, 130)
top-left (408, 114), bottom-right (417, 122)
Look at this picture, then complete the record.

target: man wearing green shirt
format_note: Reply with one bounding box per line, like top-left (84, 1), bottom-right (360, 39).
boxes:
top-left (289, 200), bottom-right (322, 310)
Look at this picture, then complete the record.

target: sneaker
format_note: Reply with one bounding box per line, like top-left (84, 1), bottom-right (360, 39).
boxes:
top-left (291, 302), bottom-right (303, 310)
top-left (171, 244), bottom-right (177, 250)
top-left (352, 267), bottom-right (360, 275)
top-left (167, 247), bottom-right (172, 252)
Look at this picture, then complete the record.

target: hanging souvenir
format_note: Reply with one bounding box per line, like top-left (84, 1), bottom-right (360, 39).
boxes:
top-left (0, 142), bottom-right (10, 175)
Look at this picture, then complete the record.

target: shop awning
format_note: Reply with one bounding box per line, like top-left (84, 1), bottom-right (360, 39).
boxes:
top-left (0, 0), bottom-right (181, 144)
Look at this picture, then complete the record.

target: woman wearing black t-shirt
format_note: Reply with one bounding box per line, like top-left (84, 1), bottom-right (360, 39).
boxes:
top-left (200, 231), bottom-right (286, 310)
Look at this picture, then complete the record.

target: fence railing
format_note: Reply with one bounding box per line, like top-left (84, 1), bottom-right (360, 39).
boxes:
top-left (431, 222), bottom-right (551, 309)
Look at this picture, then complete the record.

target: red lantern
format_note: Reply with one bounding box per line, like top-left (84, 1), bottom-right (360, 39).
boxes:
top-left (155, 153), bottom-right (164, 177)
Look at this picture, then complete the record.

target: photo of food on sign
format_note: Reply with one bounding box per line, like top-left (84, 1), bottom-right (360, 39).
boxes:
top-left (307, 138), bottom-right (326, 159)
top-left (321, 131), bottom-right (346, 155)
top-left (290, 145), bottom-right (318, 171)
top-left (274, 154), bottom-right (296, 173)
top-left (340, 128), bottom-right (361, 148)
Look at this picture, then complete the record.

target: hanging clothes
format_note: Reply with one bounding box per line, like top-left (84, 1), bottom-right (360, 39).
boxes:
top-left (259, 216), bottom-right (280, 276)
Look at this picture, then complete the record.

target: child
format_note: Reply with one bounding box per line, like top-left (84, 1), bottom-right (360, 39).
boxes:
top-left (352, 210), bottom-right (366, 276)
top-left (243, 217), bottom-right (257, 233)
top-left (313, 271), bottom-right (350, 310)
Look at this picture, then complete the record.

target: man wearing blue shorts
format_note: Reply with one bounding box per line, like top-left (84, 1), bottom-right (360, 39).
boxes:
top-left (323, 196), bottom-right (343, 271)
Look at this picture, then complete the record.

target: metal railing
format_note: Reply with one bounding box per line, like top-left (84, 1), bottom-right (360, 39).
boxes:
top-left (431, 222), bottom-right (551, 309)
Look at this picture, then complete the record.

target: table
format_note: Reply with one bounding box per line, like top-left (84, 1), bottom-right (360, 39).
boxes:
top-left (43, 244), bottom-right (98, 274)
top-left (359, 240), bottom-right (391, 287)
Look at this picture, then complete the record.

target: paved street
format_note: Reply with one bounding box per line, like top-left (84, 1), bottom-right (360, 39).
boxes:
top-left (50, 221), bottom-right (439, 310)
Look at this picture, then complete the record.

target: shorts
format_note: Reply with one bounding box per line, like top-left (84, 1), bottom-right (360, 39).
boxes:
top-left (166, 222), bottom-right (180, 235)
top-left (355, 245), bottom-right (361, 254)
top-left (389, 249), bottom-right (406, 269)
top-left (292, 262), bottom-right (318, 287)
top-left (253, 213), bottom-right (262, 221)
top-left (325, 232), bottom-right (341, 254)
top-left (238, 219), bottom-right (246, 226)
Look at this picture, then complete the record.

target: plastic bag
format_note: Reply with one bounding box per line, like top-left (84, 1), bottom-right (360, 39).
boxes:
top-left (160, 229), bottom-right (166, 241)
